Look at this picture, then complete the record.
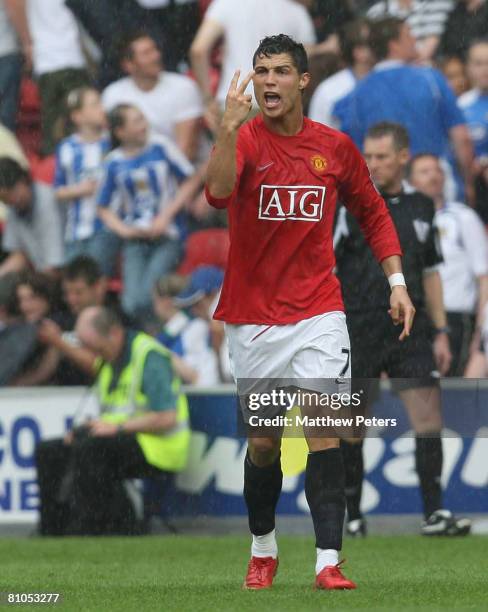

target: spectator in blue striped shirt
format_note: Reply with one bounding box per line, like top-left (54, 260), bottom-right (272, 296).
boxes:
top-left (97, 104), bottom-right (202, 322)
top-left (55, 87), bottom-right (120, 277)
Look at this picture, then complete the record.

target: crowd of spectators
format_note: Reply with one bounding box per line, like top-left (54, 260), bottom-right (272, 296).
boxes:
top-left (1, 0), bottom-right (488, 388)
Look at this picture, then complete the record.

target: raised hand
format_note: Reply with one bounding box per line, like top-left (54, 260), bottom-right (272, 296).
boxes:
top-left (222, 69), bottom-right (255, 131)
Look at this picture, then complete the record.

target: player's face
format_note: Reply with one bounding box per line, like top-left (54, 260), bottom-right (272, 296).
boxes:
top-left (409, 156), bottom-right (445, 200)
top-left (364, 135), bottom-right (409, 191)
top-left (252, 53), bottom-right (310, 119)
top-left (117, 107), bottom-right (148, 148)
top-left (124, 37), bottom-right (162, 80)
top-left (468, 43), bottom-right (488, 91)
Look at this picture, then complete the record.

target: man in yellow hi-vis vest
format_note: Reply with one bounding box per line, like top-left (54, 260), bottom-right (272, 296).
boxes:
top-left (35, 306), bottom-right (190, 536)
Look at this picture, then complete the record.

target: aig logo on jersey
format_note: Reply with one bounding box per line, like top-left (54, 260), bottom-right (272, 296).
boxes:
top-left (259, 185), bottom-right (326, 222)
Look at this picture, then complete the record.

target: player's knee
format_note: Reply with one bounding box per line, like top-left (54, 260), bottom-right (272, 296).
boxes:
top-left (247, 437), bottom-right (281, 466)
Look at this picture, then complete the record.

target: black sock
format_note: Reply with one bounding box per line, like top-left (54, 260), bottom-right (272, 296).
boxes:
top-left (415, 434), bottom-right (443, 519)
top-left (243, 451), bottom-right (283, 536)
top-left (340, 439), bottom-right (364, 521)
top-left (305, 447), bottom-right (345, 550)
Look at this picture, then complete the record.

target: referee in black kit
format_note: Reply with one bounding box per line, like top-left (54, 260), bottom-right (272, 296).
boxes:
top-left (334, 122), bottom-right (471, 537)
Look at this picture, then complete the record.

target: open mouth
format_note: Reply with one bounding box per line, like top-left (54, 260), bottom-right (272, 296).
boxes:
top-left (264, 92), bottom-right (281, 109)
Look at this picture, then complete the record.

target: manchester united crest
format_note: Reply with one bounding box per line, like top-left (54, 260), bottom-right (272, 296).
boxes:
top-left (310, 154), bottom-right (327, 173)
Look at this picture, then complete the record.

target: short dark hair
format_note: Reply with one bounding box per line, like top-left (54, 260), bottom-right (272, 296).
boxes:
top-left (0, 158), bottom-right (30, 190)
top-left (64, 256), bottom-right (103, 286)
top-left (340, 19), bottom-right (371, 66)
top-left (253, 34), bottom-right (309, 74)
top-left (91, 307), bottom-right (122, 336)
top-left (369, 16), bottom-right (405, 61)
top-left (365, 121), bottom-right (410, 150)
top-left (407, 153), bottom-right (440, 177)
top-left (116, 30), bottom-right (156, 65)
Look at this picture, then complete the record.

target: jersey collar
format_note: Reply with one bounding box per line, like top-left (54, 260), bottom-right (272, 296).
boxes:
top-left (374, 59), bottom-right (405, 72)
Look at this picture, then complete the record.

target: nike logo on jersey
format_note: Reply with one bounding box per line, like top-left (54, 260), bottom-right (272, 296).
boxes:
top-left (257, 162), bottom-right (275, 172)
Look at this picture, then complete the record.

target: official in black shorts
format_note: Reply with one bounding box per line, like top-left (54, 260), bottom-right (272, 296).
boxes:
top-left (335, 121), bottom-right (470, 538)
top-left (348, 309), bottom-right (437, 391)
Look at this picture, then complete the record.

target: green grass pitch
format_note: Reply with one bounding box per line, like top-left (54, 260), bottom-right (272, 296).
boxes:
top-left (1, 535), bottom-right (486, 611)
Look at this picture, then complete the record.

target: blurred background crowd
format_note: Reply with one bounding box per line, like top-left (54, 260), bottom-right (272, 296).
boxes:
top-left (1, 0), bottom-right (488, 388)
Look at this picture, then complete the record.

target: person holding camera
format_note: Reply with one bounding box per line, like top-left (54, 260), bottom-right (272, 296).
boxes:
top-left (35, 306), bottom-right (190, 536)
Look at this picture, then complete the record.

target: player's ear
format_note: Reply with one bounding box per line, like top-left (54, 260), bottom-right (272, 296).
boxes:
top-left (298, 72), bottom-right (311, 91)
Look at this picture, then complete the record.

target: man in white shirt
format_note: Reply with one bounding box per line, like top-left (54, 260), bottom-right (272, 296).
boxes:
top-left (309, 19), bottom-right (373, 128)
top-left (102, 31), bottom-right (203, 162)
top-left (409, 152), bottom-right (488, 375)
top-left (27, 0), bottom-right (89, 155)
top-left (190, 0), bottom-right (316, 129)
top-left (0, 158), bottom-right (64, 276)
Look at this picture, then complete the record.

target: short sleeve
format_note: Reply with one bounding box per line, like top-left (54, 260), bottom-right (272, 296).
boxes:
top-left (54, 143), bottom-right (67, 188)
top-left (97, 160), bottom-right (117, 208)
top-left (205, 0), bottom-right (232, 24)
top-left (141, 350), bottom-right (177, 412)
top-left (101, 83), bottom-right (119, 112)
top-left (460, 208), bottom-right (488, 277)
top-left (337, 134), bottom-right (402, 263)
top-left (36, 184), bottom-right (64, 269)
top-left (2, 210), bottom-right (21, 253)
top-left (331, 91), bottom-right (356, 140)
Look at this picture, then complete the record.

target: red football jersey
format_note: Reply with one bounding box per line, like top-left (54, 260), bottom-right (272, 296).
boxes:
top-left (206, 115), bottom-right (402, 325)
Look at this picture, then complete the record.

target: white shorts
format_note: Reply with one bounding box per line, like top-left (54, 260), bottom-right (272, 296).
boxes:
top-left (225, 311), bottom-right (351, 393)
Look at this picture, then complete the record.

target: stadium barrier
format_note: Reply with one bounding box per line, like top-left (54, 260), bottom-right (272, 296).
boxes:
top-left (0, 382), bottom-right (487, 524)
